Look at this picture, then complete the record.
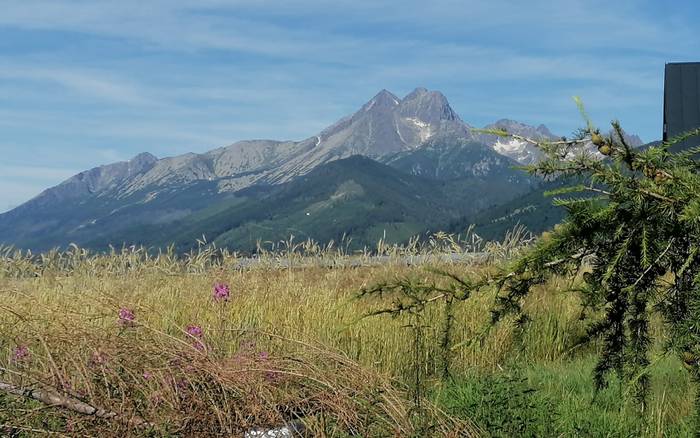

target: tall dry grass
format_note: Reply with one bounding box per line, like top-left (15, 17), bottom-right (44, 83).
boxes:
top-left (0, 228), bottom-right (691, 436)
top-left (0, 236), bottom-right (496, 436)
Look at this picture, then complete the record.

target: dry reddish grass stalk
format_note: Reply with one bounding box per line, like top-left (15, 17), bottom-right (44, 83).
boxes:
top-left (1, 318), bottom-right (476, 436)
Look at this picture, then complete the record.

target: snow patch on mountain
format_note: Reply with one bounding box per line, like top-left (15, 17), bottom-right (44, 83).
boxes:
top-left (405, 117), bottom-right (433, 142)
top-left (493, 138), bottom-right (527, 153)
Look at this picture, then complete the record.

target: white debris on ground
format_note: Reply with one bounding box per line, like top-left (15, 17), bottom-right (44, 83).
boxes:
top-left (244, 421), bottom-right (305, 437)
top-left (244, 427), bottom-right (293, 437)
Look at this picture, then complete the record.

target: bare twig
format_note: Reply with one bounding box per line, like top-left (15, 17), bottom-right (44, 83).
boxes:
top-left (470, 128), bottom-right (587, 147)
top-left (584, 186), bottom-right (612, 196)
top-left (639, 189), bottom-right (675, 203)
top-left (509, 133), bottom-right (586, 147)
top-left (0, 380), bottom-right (151, 427)
top-left (543, 251), bottom-right (587, 268)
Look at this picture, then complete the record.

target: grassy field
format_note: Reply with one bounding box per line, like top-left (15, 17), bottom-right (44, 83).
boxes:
top-left (0, 241), bottom-right (695, 436)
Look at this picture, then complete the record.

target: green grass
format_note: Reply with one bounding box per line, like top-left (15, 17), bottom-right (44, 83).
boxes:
top-left (437, 356), bottom-right (693, 437)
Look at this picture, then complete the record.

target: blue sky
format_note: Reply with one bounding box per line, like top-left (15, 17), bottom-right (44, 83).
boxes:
top-left (1, 0), bottom-right (699, 212)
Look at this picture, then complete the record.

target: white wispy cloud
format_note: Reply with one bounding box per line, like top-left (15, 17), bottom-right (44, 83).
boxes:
top-left (0, 64), bottom-right (155, 105)
top-left (0, 0), bottom-right (680, 102)
top-left (1, 0), bottom-right (695, 65)
top-left (0, 0), bottom-right (372, 60)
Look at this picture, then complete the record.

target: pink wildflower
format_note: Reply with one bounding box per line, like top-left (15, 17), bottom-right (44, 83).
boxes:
top-left (143, 371), bottom-right (152, 380)
top-left (118, 307), bottom-right (135, 326)
top-left (186, 325), bottom-right (203, 338)
top-left (212, 282), bottom-right (230, 302)
top-left (258, 351), bottom-right (269, 361)
top-left (184, 324), bottom-right (205, 351)
top-left (11, 345), bottom-right (30, 363)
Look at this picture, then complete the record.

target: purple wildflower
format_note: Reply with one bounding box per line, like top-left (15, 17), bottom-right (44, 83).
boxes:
top-left (184, 324), bottom-right (205, 351)
top-left (186, 325), bottom-right (203, 338)
top-left (258, 351), bottom-right (269, 361)
top-left (212, 282), bottom-right (231, 302)
top-left (192, 339), bottom-right (206, 352)
top-left (11, 345), bottom-right (30, 363)
top-left (118, 307), bottom-right (135, 326)
top-left (143, 371), bottom-right (153, 380)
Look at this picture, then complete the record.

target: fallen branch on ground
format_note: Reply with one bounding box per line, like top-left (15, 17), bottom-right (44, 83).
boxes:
top-left (0, 380), bottom-right (151, 427)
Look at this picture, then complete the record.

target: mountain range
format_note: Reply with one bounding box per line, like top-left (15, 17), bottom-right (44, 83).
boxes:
top-left (0, 88), bottom-right (644, 252)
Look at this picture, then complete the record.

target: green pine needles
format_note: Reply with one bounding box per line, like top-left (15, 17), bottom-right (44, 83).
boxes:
top-left (360, 111), bottom-right (700, 428)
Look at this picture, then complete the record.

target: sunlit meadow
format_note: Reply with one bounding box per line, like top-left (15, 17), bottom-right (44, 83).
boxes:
top-left (0, 232), bottom-right (695, 436)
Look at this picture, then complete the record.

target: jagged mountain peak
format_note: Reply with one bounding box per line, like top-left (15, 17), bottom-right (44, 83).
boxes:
top-left (535, 124), bottom-right (553, 136)
top-left (403, 87), bottom-right (429, 99)
top-left (68, 151), bottom-right (159, 189)
top-left (128, 152), bottom-right (159, 173)
top-left (398, 87), bottom-right (459, 123)
top-left (492, 119), bottom-right (551, 135)
top-left (303, 87), bottom-right (469, 162)
top-left (131, 152), bottom-right (158, 163)
top-left (9, 150), bottom-right (161, 214)
top-left (403, 87), bottom-right (452, 102)
top-left (492, 118), bottom-right (524, 128)
top-left (362, 89), bottom-right (401, 111)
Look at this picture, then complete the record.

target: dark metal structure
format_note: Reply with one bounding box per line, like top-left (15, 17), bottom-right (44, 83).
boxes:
top-left (664, 62), bottom-right (700, 150)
